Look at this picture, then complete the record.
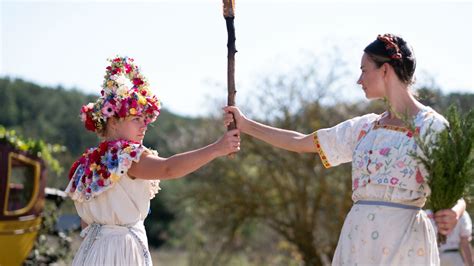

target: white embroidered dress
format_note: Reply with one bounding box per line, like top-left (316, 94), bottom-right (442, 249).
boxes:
top-left (314, 106), bottom-right (446, 265)
top-left (65, 140), bottom-right (160, 266)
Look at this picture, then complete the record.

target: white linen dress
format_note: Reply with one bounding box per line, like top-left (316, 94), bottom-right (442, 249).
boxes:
top-left (314, 106), bottom-right (447, 265)
top-left (65, 139), bottom-right (160, 266)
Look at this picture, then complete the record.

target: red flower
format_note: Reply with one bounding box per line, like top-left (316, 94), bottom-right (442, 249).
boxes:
top-left (85, 115), bottom-right (96, 132)
top-left (141, 90), bottom-right (147, 96)
top-left (97, 179), bottom-right (105, 187)
top-left (99, 141), bottom-right (108, 153)
top-left (86, 187), bottom-right (92, 193)
top-left (357, 130), bottom-right (367, 141)
top-left (90, 150), bottom-right (100, 162)
top-left (133, 78), bottom-right (144, 86)
top-left (113, 58), bottom-right (121, 62)
top-left (118, 100), bottom-right (128, 117)
top-left (125, 64), bottom-right (132, 73)
top-left (406, 131), bottom-right (413, 138)
top-left (130, 99), bottom-right (138, 108)
top-left (416, 169), bottom-right (424, 184)
top-left (130, 151), bottom-right (137, 158)
top-left (69, 161), bottom-right (80, 179)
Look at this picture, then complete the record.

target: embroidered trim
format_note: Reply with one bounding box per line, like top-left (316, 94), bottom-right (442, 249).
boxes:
top-left (313, 133), bottom-right (331, 168)
top-left (373, 123), bottom-right (410, 133)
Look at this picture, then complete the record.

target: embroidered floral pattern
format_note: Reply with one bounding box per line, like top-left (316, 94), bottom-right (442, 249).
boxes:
top-left (65, 139), bottom-right (154, 202)
top-left (351, 111), bottom-right (434, 192)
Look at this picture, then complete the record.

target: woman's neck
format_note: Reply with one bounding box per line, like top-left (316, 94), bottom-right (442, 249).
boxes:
top-left (384, 83), bottom-right (422, 119)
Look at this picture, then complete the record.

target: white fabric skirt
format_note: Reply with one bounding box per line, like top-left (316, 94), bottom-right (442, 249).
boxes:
top-left (72, 221), bottom-right (151, 266)
top-left (332, 202), bottom-right (439, 265)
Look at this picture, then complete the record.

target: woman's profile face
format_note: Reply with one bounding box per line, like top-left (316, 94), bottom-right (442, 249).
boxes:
top-left (357, 53), bottom-right (385, 99)
top-left (109, 115), bottom-right (148, 143)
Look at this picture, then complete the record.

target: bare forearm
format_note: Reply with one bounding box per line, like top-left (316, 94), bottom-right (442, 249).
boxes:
top-left (160, 143), bottom-right (220, 179)
top-left (242, 118), bottom-right (310, 153)
top-left (460, 238), bottom-right (473, 266)
top-left (453, 198), bottom-right (466, 218)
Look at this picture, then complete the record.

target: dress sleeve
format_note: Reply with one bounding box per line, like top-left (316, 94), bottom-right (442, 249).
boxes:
top-left (314, 113), bottom-right (378, 168)
top-left (460, 212), bottom-right (472, 240)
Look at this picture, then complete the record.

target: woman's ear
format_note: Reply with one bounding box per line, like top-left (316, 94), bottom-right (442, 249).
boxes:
top-left (382, 62), bottom-right (392, 80)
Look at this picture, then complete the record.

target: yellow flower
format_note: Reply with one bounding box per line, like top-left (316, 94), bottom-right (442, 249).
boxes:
top-left (129, 108), bottom-right (137, 115)
top-left (90, 163), bottom-right (98, 171)
top-left (138, 95), bottom-right (147, 105)
top-left (110, 173), bottom-right (120, 183)
top-left (107, 80), bottom-right (114, 88)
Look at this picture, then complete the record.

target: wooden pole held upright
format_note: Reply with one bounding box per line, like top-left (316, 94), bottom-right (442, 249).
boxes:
top-left (223, 0), bottom-right (237, 131)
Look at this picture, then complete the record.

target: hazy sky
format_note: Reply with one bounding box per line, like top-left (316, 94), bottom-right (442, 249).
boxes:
top-left (1, 0), bottom-right (472, 117)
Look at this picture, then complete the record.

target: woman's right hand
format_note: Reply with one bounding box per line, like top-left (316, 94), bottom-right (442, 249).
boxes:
top-left (214, 129), bottom-right (241, 157)
top-left (223, 106), bottom-right (247, 132)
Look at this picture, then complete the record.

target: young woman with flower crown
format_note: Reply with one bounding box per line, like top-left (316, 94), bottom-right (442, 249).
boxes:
top-left (224, 34), bottom-right (465, 265)
top-left (65, 56), bottom-right (240, 266)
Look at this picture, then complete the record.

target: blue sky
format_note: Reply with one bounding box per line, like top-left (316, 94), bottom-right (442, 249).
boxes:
top-left (1, 0), bottom-right (472, 117)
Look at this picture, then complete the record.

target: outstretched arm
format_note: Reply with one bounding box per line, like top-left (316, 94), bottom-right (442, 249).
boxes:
top-left (224, 106), bottom-right (316, 153)
top-left (128, 129), bottom-right (240, 180)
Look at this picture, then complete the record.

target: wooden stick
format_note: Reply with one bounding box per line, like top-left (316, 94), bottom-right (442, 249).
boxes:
top-left (223, 0), bottom-right (237, 131)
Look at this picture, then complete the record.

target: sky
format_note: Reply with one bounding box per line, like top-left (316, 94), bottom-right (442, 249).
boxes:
top-left (1, 0), bottom-right (472, 117)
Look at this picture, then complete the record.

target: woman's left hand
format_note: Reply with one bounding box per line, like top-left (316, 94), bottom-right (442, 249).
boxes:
top-left (434, 209), bottom-right (460, 235)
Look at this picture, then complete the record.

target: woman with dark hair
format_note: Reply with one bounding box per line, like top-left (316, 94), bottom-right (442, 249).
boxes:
top-left (224, 34), bottom-right (464, 265)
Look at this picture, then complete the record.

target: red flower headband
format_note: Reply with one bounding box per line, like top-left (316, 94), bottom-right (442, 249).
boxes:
top-left (377, 34), bottom-right (402, 60)
top-left (80, 56), bottom-right (161, 134)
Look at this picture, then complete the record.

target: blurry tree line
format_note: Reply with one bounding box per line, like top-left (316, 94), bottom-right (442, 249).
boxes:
top-left (1, 55), bottom-right (473, 265)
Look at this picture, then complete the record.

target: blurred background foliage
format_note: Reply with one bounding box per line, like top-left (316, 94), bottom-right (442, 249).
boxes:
top-left (1, 54), bottom-right (473, 265)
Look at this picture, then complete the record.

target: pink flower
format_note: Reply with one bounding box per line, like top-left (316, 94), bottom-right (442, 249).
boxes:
top-left (353, 178), bottom-right (359, 189)
top-left (379, 148), bottom-right (391, 156)
top-left (101, 102), bottom-right (116, 118)
top-left (396, 161), bottom-right (405, 168)
top-left (375, 162), bottom-right (383, 171)
top-left (390, 177), bottom-right (399, 185)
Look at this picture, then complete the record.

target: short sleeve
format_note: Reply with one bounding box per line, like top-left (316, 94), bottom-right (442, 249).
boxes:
top-left (314, 113), bottom-right (378, 168)
top-left (459, 212), bottom-right (472, 240)
top-left (65, 140), bottom-right (148, 202)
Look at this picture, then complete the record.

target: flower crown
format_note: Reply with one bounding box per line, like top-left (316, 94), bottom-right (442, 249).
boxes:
top-left (377, 34), bottom-right (402, 60)
top-left (81, 56), bottom-right (161, 134)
